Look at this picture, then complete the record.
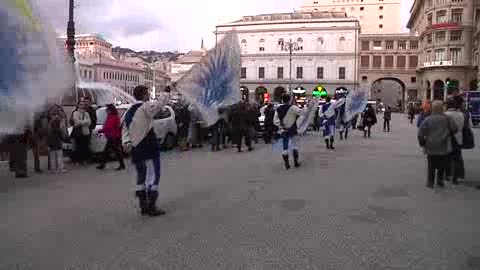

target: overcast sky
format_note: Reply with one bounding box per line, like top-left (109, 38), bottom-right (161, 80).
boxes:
top-left (38, 0), bottom-right (414, 52)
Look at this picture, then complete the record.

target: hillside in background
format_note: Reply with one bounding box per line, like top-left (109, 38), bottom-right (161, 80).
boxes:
top-left (112, 47), bottom-right (183, 63)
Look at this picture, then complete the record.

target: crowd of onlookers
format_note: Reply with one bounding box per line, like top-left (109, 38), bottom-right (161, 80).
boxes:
top-left (416, 96), bottom-right (479, 190)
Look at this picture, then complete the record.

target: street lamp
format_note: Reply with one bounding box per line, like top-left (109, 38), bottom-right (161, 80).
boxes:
top-left (66, 0), bottom-right (76, 64)
top-left (281, 39), bottom-right (301, 95)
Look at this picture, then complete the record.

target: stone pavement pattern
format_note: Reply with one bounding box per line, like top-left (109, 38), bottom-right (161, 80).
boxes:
top-left (1, 114), bottom-right (480, 270)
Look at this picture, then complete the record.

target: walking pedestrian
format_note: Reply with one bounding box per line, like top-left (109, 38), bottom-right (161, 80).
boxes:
top-left (71, 99), bottom-right (92, 165)
top-left (444, 97), bottom-right (465, 185)
top-left (383, 105), bottom-right (392, 132)
top-left (363, 104), bottom-right (377, 138)
top-left (122, 85), bottom-right (169, 217)
top-left (47, 112), bottom-right (67, 173)
top-left (97, 104), bottom-right (125, 171)
top-left (418, 100), bottom-right (458, 189)
top-left (408, 105), bottom-right (415, 124)
top-left (274, 94), bottom-right (304, 169)
top-left (175, 103), bottom-right (191, 151)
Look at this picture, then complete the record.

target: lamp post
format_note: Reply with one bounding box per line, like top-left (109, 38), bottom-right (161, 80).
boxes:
top-left (66, 0), bottom-right (76, 64)
top-left (281, 39), bottom-right (300, 95)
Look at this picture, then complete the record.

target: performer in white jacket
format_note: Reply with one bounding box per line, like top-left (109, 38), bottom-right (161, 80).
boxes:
top-left (122, 85), bottom-right (170, 216)
top-left (274, 94), bottom-right (305, 170)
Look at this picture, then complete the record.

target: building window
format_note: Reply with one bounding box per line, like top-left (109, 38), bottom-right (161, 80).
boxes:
top-left (450, 30), bottom-right (462, 41)
top-left (450, 48), bottom-right (462, 64)
top-left (361, 55), bottom-right (370, 68)
top-left (398, 40), bottom-right (407, 50)
top-left (277, 67), bottom-right (284, 79)
top-left (361, 40), bottom-right (370, 51)
top-left (103, 72), bottom-right (106, 79)
top-left (409, 40), bottom-right (418, 50)
top-left (451, 8), bottom-right (463, 23)
top-left (339, 37), bottom-right (346, 50)
top-left (89, 70), bottom-right (93, 79)
top-left (338, 67), bottom-right (346, 80)
top-left (427, 13), bottom-right (433, 26)
top-left (435, 31), bottom-right (446, 42)
top-left (373, 55), bottom-right (382, 68)
top-left (435, 49), bottom-right (445, 61)
top-left (317, 67), bottom-right (324, 79)
top-left (436, 10), bottom-right (447, 24)
top-left (360, 7), bottom-right (364, 11)
top-left (409, 55), bottom-right (418, 68)
top-left (385, 56), bottom-right (394, 68)
top-left (427, 34), bottom-right (433, 44)
top-left (296, 67), bottom-right (303, 79)
top-left (258, 67), bottom-right (265, 79)
top-left (259, 39), bottom-right (265, 52)
top-left (411, 77), bottom-right (417, 83)
top-left (426, 50), bottom-right (432, 62)
top-left (397, 55), bottom-right (406, 68)
top-left (241, 39), bottom-right (247, 50)
top-left (379, 15), bottom-right (383, 19)
top-left (379, 6), bottom-right (383, 10)
top-left (373, 40), bottom-right (382, 50)
top-left (362, 76), bottom-right (368, 82)
top-left (297, 38), bottom-right (304, 50)
top-left (241, 67), bottom-right (247, 79)
top-left (379, 24), bottom-right (383, 29)
top-left (385, 40), bottom-right (394, 50)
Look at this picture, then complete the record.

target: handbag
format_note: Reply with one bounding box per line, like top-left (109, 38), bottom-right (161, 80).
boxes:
top-left (462, 115), bottom-right (475, 149)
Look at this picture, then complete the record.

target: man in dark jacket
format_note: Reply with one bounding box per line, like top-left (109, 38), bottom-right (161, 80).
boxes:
top-left (230, 102), bottom-right (252, 152)
top-left (263, 103), bottom-right (276, 144)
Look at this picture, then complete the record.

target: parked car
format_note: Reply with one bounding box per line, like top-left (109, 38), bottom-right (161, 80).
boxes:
top-left (63, 104), bottom-right (177, 159)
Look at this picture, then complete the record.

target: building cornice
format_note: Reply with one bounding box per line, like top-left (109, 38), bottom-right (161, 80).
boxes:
top-left (241, 52), bottom-right (359, 58)
top-left (216, 19), bottom-right (359, 30)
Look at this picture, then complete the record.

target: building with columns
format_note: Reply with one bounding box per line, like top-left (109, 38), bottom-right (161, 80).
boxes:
top-left (407, 0), bottom-right (478, 101)
top-left (299, 0), bottom-right (402, 34)
top-left (216, 11), bottom-right (360, 103)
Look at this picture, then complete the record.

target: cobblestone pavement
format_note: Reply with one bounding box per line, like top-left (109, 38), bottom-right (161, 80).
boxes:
top-left (1, 114), bottom-right (480, 270)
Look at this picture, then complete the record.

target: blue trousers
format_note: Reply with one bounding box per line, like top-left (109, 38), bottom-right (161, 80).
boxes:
top-left (134, 155), bottom-right (161, 192)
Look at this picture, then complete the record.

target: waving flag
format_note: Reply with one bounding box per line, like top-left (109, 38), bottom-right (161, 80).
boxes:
top-left (344, 90), bottom-right (368, 122)
top-left (176, 32), bottom-right (241, 126)
top-left (0, 0), bottom-right (70, 134)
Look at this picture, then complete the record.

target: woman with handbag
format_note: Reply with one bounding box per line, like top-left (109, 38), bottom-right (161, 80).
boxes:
top-left (71, 99), bottom-right (92, 165)
top-left (444, 98), bottom-right (465, 184)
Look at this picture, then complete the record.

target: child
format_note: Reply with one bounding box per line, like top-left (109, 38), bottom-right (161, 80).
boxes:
top-left (47, 113), bottom-right (66, 173)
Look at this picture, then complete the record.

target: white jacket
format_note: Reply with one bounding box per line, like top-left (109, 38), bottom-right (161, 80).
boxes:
top-left (445, 109), bottom-right (465, 146)
top-left (72, 109), bottom-right (92, 136)
top-left (122, 93), bottom-right (170, 147)
top-left (274, 105), bottom-right (303, 132)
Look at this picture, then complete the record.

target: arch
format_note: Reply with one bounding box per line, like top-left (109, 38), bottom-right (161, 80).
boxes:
top-left (273, 86), bottom-right (287, 102)
top-left (371, 77), bottom-right (407, 109)
top-left (255, 86), bottom-right (268, 104)
top-left (318, 37), bottom-right (324, 45)
top-left (433, 80), bottom-right (445, 100)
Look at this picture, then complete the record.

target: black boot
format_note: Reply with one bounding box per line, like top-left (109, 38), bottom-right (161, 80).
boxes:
top-left (282, 154), bottom-right (291, 170)
top-left (293, 150), bottom-right (300, 168)
top-left (325, 139), bottom-right (331, 149)
top-left (146, 190), bottom-right (166, 217)
top-left (135, 190), bottom-right (148, 216)
top-left (329, 138), bottom-right (335, 150)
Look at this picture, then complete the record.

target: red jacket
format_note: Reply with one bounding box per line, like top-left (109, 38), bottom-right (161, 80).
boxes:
top-left (100, 113), bottom-right (121, 139)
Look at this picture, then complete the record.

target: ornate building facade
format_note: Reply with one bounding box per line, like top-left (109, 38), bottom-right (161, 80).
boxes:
top-left (407, 0), bottom-right (479, 100)
top-left (216, 11), bottom-right (360, 102)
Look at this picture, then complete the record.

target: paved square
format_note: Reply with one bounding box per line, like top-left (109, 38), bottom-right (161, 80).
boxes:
top-left (1, 114), bottom-right (480, 270)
